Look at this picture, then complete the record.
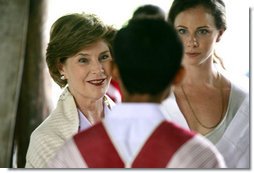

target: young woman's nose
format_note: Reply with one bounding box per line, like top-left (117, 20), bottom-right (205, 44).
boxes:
top-left (185, 35), bottom-right (199, 47)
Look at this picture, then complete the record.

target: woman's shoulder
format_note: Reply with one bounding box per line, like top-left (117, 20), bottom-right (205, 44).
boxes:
top-left (27, 122), bottom-right (67, 168)
top-left (225, 73), bottom-right (249, 113)
top-left (30, 90), bottom-right (79, 142)
top-left (229, 76), bottom-right (249, 101)
top-left (230, 76), bottom-right (249, 93)
top-left (30, 113), bottom-right (61, 142)
top-left (220, 69), bottom-right (249, 95)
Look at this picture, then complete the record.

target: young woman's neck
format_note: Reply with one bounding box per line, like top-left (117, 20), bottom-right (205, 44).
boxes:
top-left (182, 61), bottom-right (219, 86)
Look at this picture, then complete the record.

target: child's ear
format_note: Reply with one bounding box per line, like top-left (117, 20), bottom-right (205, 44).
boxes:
top-left (172, 66), bottom-right (185, 85)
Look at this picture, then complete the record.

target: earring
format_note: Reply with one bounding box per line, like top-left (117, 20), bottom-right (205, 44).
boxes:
top-left (60, 75), bottom-right (65, 80)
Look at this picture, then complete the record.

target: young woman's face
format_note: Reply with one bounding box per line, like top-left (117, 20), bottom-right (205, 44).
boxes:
top-left (61, 40), bottom-right (112, 101)
top-left (174, 5), bottom-right (223, 66)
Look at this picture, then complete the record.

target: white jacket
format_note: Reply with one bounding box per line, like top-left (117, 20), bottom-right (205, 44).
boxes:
top-left (25, 87), bottom-right (115, 168)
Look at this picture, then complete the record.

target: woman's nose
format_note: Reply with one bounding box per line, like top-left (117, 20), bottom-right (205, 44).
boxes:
top-left (185, 36), bottom-right (199, 47)
top-left (91, 61), bottom-right (104, 74)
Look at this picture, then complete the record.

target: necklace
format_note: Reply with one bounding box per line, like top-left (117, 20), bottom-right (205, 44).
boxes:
top-left (180, 72), bottom-right (225, 129)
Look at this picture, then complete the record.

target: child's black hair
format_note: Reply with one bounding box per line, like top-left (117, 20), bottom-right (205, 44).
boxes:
top-left (113, 18), bottom-right (183, 95)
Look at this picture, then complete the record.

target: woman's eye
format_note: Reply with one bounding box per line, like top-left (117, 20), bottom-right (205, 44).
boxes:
top-left (100, 54), bottom-right (111, 61)
top-left (177, 28), bottom-right (187, 35)
top-left (197, 29), bottom-right (209, 35)
top-left (78, 57), bottom-right (88, 63)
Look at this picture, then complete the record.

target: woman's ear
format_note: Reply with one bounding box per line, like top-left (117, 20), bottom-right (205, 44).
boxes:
top-left (57, 61), bottom-right (65, 75)
top-left (172, 66), bottom-right (185, 86)
top-left (216, 29), bottom-right (225, 42)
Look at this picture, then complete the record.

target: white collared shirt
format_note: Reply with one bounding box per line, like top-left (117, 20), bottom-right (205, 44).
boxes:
top-left (103, 103), bottom-right (165, 163)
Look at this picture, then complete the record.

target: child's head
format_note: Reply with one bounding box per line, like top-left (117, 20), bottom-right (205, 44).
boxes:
top-left (132, 4), bottom-right (166, 20)
top-left (113, 18), bottom-right (183, 96)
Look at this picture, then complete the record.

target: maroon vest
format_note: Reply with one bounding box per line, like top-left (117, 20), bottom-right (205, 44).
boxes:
top-left (74, 121), bottom-right (194, 168)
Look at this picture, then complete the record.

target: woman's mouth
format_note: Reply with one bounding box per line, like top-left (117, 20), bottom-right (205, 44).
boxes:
top-left (186, 52), bottom-right (201, 58)
top-left (87, 79), bottom-right (106, 86)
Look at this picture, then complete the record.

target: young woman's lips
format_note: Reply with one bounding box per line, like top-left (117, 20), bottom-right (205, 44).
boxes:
top-left (186, 52), bottom-right (201, 57)
top-left (87, 79), bottom-right (106, 86)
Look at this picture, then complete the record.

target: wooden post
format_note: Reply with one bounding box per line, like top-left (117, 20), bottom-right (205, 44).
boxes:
top-left (0, 0), bottom-right (30, 167)
top-left (13, 0), bottom-right (51, 168)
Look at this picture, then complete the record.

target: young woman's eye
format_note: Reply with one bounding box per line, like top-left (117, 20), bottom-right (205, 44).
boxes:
top-left (197, 29), bottom-right (209, 35)
top-left (177, 28), bottom-right (187, 35)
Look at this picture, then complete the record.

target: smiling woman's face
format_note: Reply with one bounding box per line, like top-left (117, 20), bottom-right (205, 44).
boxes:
top-left (60, 40), bottom-right (112, 101)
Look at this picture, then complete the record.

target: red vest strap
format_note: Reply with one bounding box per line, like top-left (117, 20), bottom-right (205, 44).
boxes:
top-left (74, 122), bottom-right (124, 168)
top-left (74, 121), bottom-right (195, 168)
top-left (132, 121), bottom-right (195, 168)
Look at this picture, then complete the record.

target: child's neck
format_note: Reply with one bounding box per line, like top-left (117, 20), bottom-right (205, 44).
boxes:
top-left (123, 94), bottom-right (163, 103)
